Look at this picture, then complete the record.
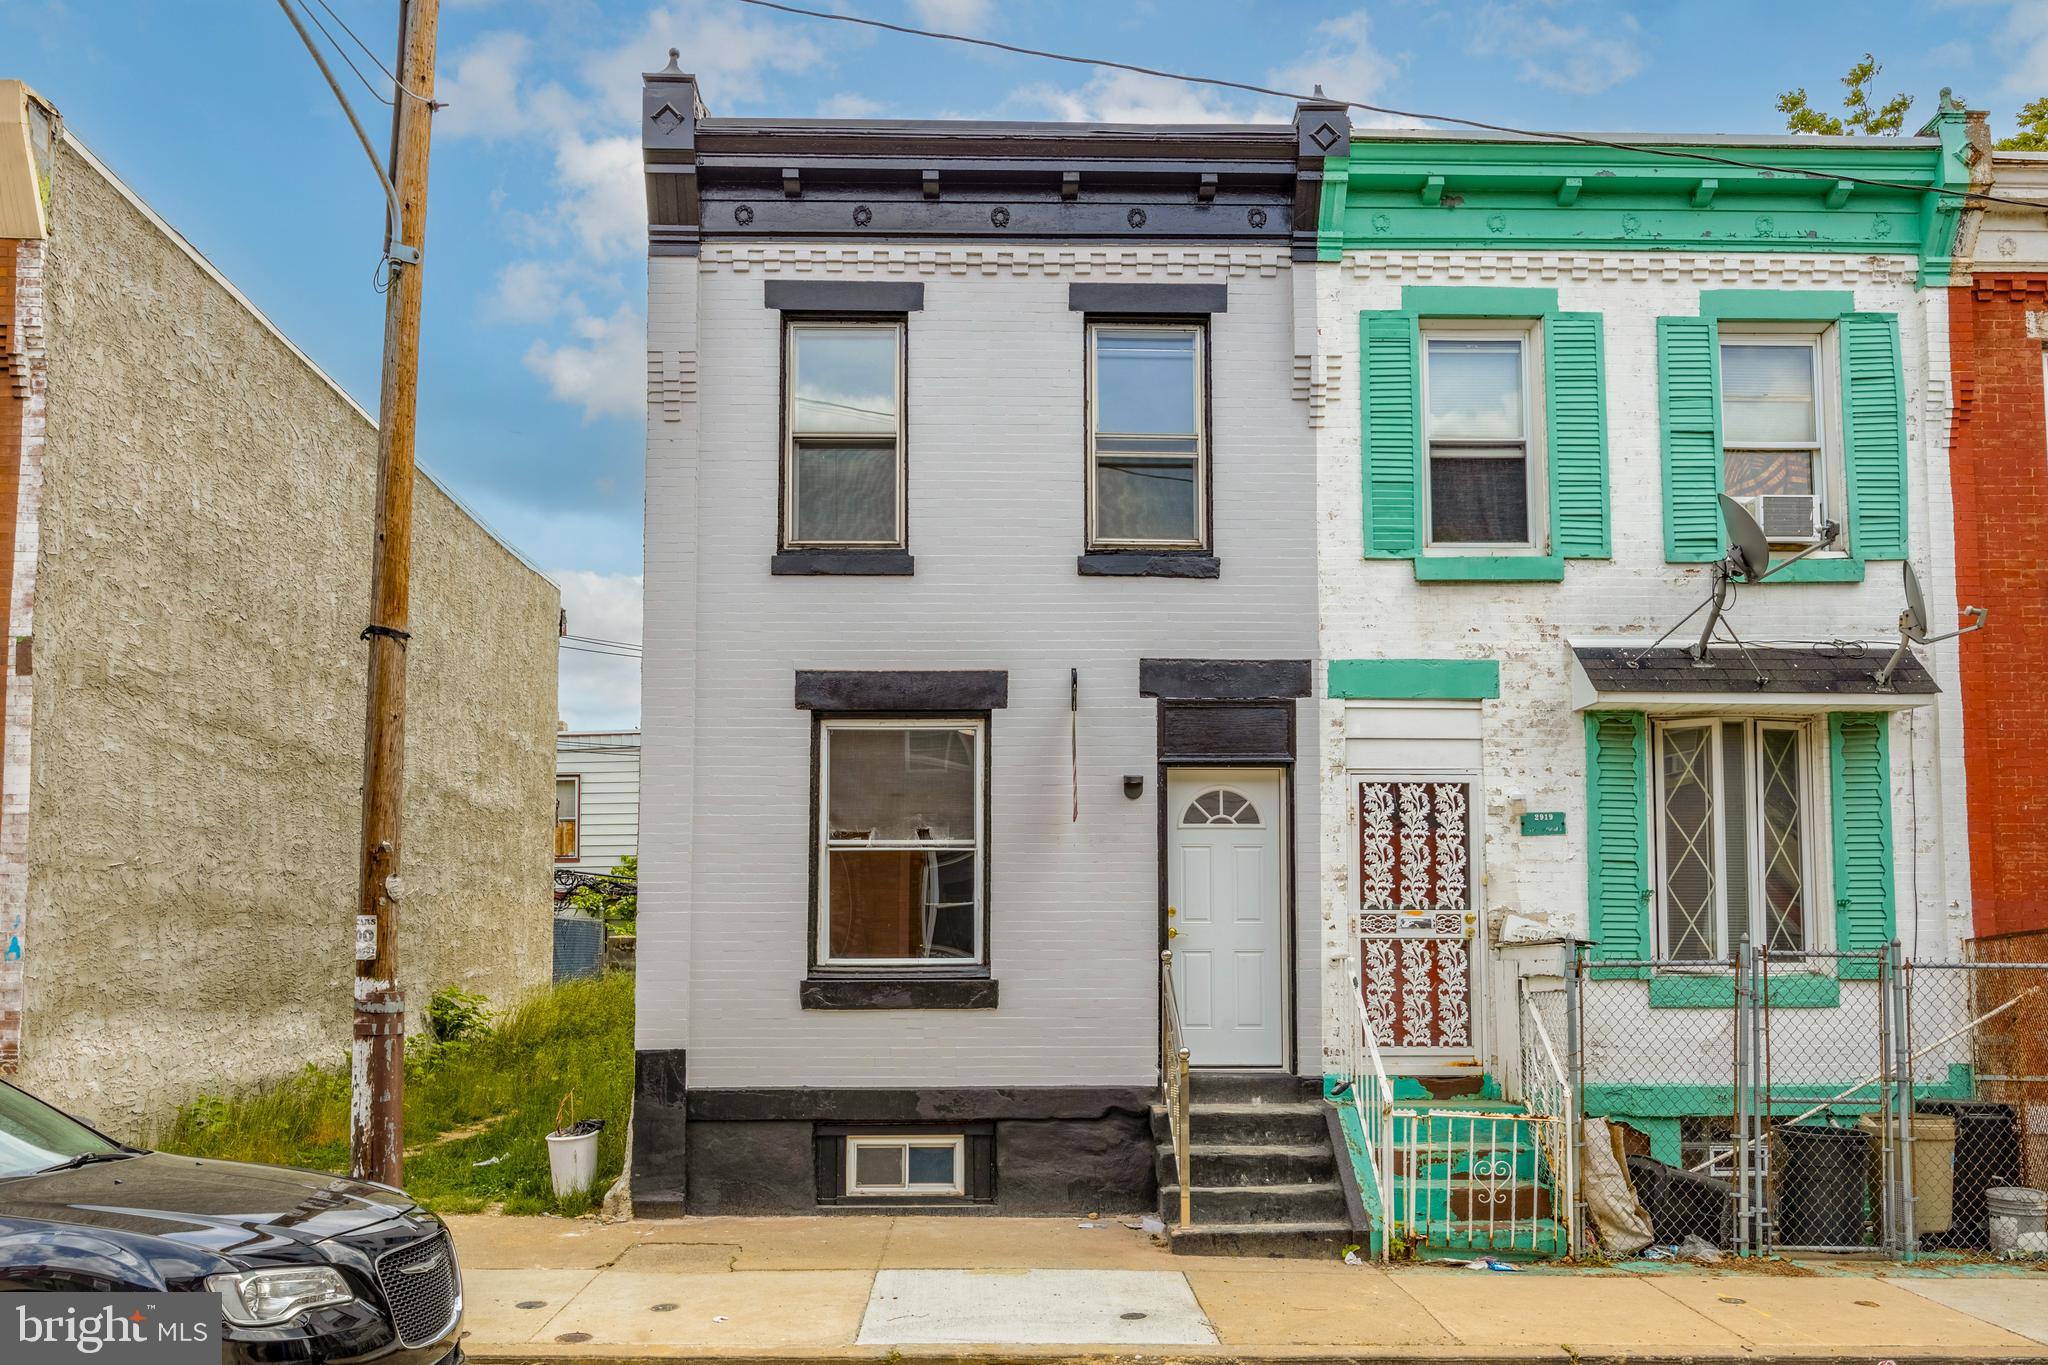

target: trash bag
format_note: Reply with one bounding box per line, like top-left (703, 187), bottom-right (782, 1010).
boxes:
top-left (1581, 1118), bottom-right (1654, 1255)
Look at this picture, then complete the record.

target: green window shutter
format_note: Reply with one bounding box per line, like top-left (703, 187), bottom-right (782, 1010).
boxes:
top-left (1545, 312), bottom-right (1609, 559)
top-left (1586, 711), bottom-right (1650, 970)
top-left (1360, 311), bottom-right (1421, 557)
top-left (1840, 312), bottom-right (1908, 561)
top-left (1829, 712), bottom-right (1895, 977)
top-left (1657, 316), bottom-right (1724, 563)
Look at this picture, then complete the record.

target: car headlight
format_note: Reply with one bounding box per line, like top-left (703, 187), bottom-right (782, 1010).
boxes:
top-left (206, 1266), bottom-right (355, 1327)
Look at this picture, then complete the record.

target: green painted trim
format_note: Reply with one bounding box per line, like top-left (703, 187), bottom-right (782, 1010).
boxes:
top-left (1360, 311), bottom-right (1424, 557)
top-left (1698, 289), bottom-right (1856, 320)
top-left (1839, 312), bottom-right (1910, 561)
top-left (1649, 972), bottom-right (1840, 1008)
top-left (1412, 553), bottom-right (1565, 582)
top-left (1744, 556), bottom-right (1867, 584)
top-left (1546, 312), bottom-right (1612, 559)
top-left (1327, 658), bottom-right (1501, 700)
top-left (1830, 712), bottom-right (1895, 969)
top-left (1585, 711), bottom-right (1651, 969)
top-left (1329, 138), bottom-right (1951, 267)
top-left (1317, 155), bottom-right (1350, 264)
top-left (1656, 316), bottom-right (1724, 563)
top-left (1585, 1065), bottom-right (1975, 1122)
top-left (1401, 285), bottom-right (1560, 317)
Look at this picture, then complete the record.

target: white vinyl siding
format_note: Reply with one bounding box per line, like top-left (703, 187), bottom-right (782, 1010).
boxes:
top-left (555, 733), bottom-right (640, 870)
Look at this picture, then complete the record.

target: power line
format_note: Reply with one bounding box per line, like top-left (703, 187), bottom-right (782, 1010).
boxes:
top-left (562, 633), bottom-right (643, 652)
top-left (310, 0), bottom-right (432, 101)
top-left (732, 0), bottom-right (2048, 212)
top-left (287, 0), bottom-right (394, 107)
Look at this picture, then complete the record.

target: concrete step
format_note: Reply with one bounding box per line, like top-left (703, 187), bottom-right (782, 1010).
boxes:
top-left (1182, 1070), bottom-right (1320, 1105)
top-left (1154, 1142), bottom-right (1336, 1188)
top-left (1153, 1101), bottom-right (1328, 1147)
top-left (1158, 1180), bottom-right (1351, 1226)
top-left (1167, 1220), bottom-right (1353, 1259)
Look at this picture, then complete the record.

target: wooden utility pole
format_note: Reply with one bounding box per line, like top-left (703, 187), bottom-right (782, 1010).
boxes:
top-left (352, 0), bottom-right (440, 1188)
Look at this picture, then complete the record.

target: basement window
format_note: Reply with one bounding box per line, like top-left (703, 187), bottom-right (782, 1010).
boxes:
top-left (846, 1136), bottom-right (966, 1197)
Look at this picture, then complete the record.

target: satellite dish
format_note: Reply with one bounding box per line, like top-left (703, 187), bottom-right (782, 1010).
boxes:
top-left (1718, 495), bottom-right (1771, 582)
top-left (1902, 562), bottom-right (1930, 642)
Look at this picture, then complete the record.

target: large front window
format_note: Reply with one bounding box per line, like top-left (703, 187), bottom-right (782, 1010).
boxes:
top-left (1087, 323), bottom-right (1206, 548)
top-left (784, 321), bottom-right (905, 548)
top-left (1422, 326), bottom-right (1543, 548)
top-left (817, 719), bottom-right (984, 965)
top-left (1720, 332), bottom-right (1834, 546)
top-left (1654, 718), bottom-right (1816, 961)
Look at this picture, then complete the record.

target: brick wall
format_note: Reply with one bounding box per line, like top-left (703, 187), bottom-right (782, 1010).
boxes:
top-left (1948, 274), bottom-right (2048, 940)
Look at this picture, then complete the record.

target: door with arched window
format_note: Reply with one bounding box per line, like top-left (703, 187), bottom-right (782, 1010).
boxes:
top-left (1166, 768), bottom-right (1286, 1067)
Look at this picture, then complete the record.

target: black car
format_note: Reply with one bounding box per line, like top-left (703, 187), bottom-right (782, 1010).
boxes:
top-left (0, 1079), bottom-right (462, 1364)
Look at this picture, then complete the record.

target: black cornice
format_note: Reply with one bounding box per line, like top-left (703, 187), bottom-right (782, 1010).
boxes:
top-left (644, 63), bottom-right (1325, 252)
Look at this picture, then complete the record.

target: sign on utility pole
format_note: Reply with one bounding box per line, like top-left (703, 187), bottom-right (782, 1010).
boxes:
top-left (352, 0), bottom-right (441, 1188)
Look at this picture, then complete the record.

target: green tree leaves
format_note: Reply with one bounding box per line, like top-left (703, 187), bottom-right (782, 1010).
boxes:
top-left (1777, 54), bottom-right (1913, 136)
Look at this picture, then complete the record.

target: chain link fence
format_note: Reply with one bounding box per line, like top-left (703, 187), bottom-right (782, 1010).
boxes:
top-left (1568, 944), bottom-right (2048, 1259)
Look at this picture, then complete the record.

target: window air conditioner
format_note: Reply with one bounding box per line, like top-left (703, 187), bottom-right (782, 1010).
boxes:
top-left (1735, 493), bottom-right (1823, 545)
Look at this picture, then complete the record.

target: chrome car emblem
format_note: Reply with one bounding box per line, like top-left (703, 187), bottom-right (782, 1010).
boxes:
top-left (397, 1251), bottom-right (445, 1275)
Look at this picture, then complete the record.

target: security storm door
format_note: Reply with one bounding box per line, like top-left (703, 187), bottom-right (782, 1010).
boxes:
top-left (1168, 768), bottom-right (1286, 1067)
top-left (1357, 777), bottom-right (1480, 1067)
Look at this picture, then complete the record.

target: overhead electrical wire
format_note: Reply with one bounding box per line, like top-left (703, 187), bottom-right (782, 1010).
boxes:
top-left (309, 0), bottom-right (433, 101)
top-left (289, 0), bottom-right (396, 107)
top-left (732, 0), bottom-right (2048, 211)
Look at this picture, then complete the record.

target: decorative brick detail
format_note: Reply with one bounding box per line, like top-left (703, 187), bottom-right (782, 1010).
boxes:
top-left (702, 243), bottom-right (1288, 280)
top-left (1340, 250), bottom-right (1919, 289)
top-left (1291, 352), bottom-right (1343, 427)
top-left (647, 349), bottom-right (697, 422)
top-left (1949, 273), bottom-right (2048, 940)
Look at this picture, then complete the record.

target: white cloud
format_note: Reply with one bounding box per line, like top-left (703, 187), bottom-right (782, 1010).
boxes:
top-left (1008, 8), bottom-right (1401, 126)
top-left (434, 32), bottom-right (579, 141)
top-left (1466, 2), bottom-right (1644, 96)
top-left (488, 260), bottom-right (589, 324)
top-left (579, 3), bottom-right (829, 124)
top-left (524, 305), bottom-right (646, 421)
top-left (554, 570), bottom-right (642, 731)
top-left (1989, 0), bottom-right (2048, 97)
top-left (818, 91), bottom-right (887, 118)
top-left (909, 0), bottom-right (996, 34)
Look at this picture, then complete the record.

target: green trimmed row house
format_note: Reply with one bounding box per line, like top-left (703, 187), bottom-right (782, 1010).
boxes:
top-left (634, 55), bottom-right (1985, 1260)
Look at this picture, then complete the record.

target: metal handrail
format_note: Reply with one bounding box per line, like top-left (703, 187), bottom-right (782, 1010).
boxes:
top-left (1520, 979), bottom-right (1579, 1254)
top-left (1159, 950), bottom-right (1192, 1229)
top-left (1342, 960), bottom-right (1397, 1257)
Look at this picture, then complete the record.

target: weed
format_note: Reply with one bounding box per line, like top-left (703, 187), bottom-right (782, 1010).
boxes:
top-left (150, 974), bottom-right (632, 1217)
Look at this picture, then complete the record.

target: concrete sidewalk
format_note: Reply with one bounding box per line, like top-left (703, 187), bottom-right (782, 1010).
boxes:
top-left (446, 1214), bottom-right (2048, 1362)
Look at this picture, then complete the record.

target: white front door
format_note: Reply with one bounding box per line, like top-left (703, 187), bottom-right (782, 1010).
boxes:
top-left (1167, 768), bottom-right (1286, 1067)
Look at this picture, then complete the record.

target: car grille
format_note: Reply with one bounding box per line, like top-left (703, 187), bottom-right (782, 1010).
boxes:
top-left (375, 1231), bottom-right (461, 1348)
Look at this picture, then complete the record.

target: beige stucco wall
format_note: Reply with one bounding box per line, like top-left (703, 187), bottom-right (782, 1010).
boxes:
top-left (13, 134), bottom-right (557, 1133)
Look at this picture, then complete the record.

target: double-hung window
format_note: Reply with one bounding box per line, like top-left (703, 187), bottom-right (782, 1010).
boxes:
top-left (1421, 325), bottom-right (1545, 549)
top-left (818, 718), bottom-right (984, 965)
top-left (1086, 323), bottom-right (1206, 549)
top-left (1719, 331), bottom-right (1838, 546)
top-left (554, 777), bottom-right (580, 861)
top-left (784, 321), bottom-right (905, 548)
top-left (1653, 718), bottom-right (1817, 961)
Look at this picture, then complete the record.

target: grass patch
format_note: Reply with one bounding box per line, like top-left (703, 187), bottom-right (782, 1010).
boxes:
top-left (152, 973), bottom-right (632, 1216)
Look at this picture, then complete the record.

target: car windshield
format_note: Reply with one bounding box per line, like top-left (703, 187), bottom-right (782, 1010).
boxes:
top-left (0, 1083), bottom-right (124, 1177)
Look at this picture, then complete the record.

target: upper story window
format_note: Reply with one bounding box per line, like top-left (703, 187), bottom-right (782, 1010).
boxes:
top-left (1653, 717), bottom-right (1817, 962)
top-left (784, 320), bottom-right (905, 549)
top-left (554, 776), bottom-right (580, 861)
top-left (1087, 323), bottom-right (1206, 549)
top-left (818, 718), bottom-right (984, 967)
top-left (1719, 330), bottom-right (1839, 547)
top-left (1421, 324), bottom-right (1546, 551)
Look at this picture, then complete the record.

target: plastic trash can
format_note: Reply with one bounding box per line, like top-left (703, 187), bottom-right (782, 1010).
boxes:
top-left (1988, 1186), bottom-right (2048, 1256)
top-left (1917, 1102), bottom-right (2021, 1249)
top-left (1773, 1123), bottom-right (1871, 1247)
top-left (1854, 1112), bottom-right (1956, 1238)
top-left (1625, 1154), bottom-right (1733, 1245)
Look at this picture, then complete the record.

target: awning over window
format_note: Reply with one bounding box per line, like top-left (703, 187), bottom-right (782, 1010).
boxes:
top-left (1568, 643), bottom-right (1937, 713)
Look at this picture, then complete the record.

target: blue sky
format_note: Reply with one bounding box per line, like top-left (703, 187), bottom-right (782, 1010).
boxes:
top-left (7, 0), bottom-right (2044, 728)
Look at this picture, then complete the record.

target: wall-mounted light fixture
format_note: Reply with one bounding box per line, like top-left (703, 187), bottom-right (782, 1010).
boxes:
top-left (1123, 774), bottom-right (1145, 800)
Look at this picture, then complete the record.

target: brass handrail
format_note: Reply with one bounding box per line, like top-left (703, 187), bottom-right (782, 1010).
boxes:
top-left (1160, 949), bottom-right (1192, 1229)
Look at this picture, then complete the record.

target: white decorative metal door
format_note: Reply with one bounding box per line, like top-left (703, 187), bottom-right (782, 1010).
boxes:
top-left (1356, 778), bottom-right (1479, 1067)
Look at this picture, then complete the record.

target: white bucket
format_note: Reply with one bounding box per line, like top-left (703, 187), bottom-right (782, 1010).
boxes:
top-left (546, 1129), bottom-right (600, 1199)
top-left (1987, 1186), bottom-right (2048, 1257)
